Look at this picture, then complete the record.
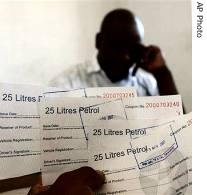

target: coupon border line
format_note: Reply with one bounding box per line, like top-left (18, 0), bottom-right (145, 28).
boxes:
top-left (137, 143), bottom-right (178, 169)
top-left (79, 98), bottom-right (122, 109)
top-left (129, 120), bottom-right (177, 169)
top-left (83, 88), bottom-right (87, 97)
top-left (43, 88), bottom-right (84, 95)
top-left (130, 120), bottom-right (175, 140)
top-left (170, 124), bottom-right (178, 148)
top-left (130, 123), bottom-right (178, 170)
top-left (120, 97), bottom-right (128, 120)
top-left (129, 141), bottom-right (140, 172)
top-left (78, 98), bottom-right (126, 142)
top-left (78, 110), bottom-right (87, 141)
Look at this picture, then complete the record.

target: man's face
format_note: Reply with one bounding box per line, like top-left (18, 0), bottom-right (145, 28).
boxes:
top-left (97, 21), bottom-right (141, 82)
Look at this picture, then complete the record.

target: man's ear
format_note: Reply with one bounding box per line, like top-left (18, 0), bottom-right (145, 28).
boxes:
top-left (95, 32), bottom-right (102, 50)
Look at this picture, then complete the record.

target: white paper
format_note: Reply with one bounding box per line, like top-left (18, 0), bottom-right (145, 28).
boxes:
top-left (0, 83), bottom-right (44, 179)
top-left (123, 95), bottom-right (183, 119)
top-left (0, 84), bottom-right (137, 181)
top-left (39, 95), bottom-right (183, 185)
top-left (44, 86), bottom-right (137, 98)
top-left (39, 97), bottom-right (127, 185)
top-left (88, 113), bottom-right (192, 195)
top-left (0, 188), bottom-right (30, 195)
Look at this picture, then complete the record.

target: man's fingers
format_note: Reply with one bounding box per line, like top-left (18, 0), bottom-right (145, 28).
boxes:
top-left (48, 167), bottom-right (105, 194)
top-left (71, 185), bottom-right (94, 195)
top-left (139, 45), bottom-right (165, 72)
top-left (142, 45), bottom-right (160, 63)
top-left (57, 167), bottom-right (105, 189)
top-left (28, 184), bottom-right (49, 195)
top-left (30, 167), bottom-right (105, 195)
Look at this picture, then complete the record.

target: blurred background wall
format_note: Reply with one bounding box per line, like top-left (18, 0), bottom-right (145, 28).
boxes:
top-left (0, 0), bottom-right (192, 112)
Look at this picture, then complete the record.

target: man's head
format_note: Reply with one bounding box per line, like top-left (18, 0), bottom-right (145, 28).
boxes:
top-left (96, 9), bottom-right (144, 82)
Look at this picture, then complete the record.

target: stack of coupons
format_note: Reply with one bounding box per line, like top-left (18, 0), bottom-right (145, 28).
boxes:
top-left (0, 83), bottom-right (192, 195)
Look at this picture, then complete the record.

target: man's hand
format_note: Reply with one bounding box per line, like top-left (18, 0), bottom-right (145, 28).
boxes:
top-left (28, 167), bottom-right (105, 195)
top-left (140, 45), bottom-right (166, 72)
top-left (132, 45), bottom-right (166, 76)
top-left (132, 44), bottom-right (179, 96)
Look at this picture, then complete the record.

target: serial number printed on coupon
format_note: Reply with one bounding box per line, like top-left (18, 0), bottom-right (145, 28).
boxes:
top-left (145, 101), bottom-right (180, 108)
top-left (103, 93), bottom-right (135, 98)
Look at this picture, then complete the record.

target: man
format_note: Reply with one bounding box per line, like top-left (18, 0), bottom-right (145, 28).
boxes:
top-left (50, 8), bottom-right (178, 96)
top-left (36, 10), bottom-right (179, 193)
top-left (0, 9), bottom-right (179, 195)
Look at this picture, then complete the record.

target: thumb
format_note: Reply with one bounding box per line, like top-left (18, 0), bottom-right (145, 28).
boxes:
top-left (69, 185), bottom-right (94, 195)
top-left (48, 167), bottom-right (105, 195)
